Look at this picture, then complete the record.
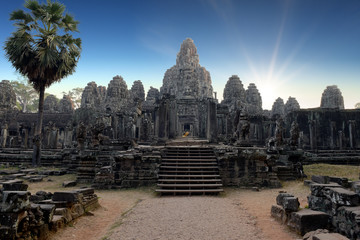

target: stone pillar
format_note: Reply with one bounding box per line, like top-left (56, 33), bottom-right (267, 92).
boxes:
top-left (309, 120), bottom-right (316, 150)
top-left (168, 97), bottom-right (177, 139)
top-left (0, 123), bottom-right (8, 148)
top-left (349, 120), bottom-right (355, 149)
top-left (338, 131), bottom-right (343, 150)
top-left (207, 100), bottom-right (217, 142)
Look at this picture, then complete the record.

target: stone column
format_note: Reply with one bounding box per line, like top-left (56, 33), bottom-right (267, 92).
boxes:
top-left (349, 120), bottom-right (355, 149)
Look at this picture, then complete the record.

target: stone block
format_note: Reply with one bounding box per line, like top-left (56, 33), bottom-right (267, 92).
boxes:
top-left (303, 229), bottom-right (329, 240)
top-left (276, 192), bottom-right (294, 206)
top-left (287, 209), bottom-right (330, 235)
top-left (283, 197), bottom-right (300, 212)
top-left (2, 182), bottom-right (28, 191)
top-left (310, 183), bottom-right (341, 197)
top-left (312, 175), bottom-right (330, 184)
top-left (308, 195), bottom-right (332, 213)
top-left (70, 203), bottom-right (84, 219)
top-left (324, 187), bottom-right (360, 206)
top-left (1, 191), bottom-right (30, 213)
top-left (37, 204), bottom-right (55, 224)
top-left (54, 208), bottom-right (72, 223)
top-left (313, 233), bottom-right (349, 240)
top-left (329, 176), bottom-right (349, 188)
top-left (304, 180), bottom-right (314, 187)
top-left (52, 191), bottom-right (82, 203)
top-left (50, 215), bottom-right (65, 232)
top-left (271, 204), bottom-right (288, 224)
top-left (74, 188), bottom-right (95, 195)
top-left (62, 181), bottom-right (77, 188)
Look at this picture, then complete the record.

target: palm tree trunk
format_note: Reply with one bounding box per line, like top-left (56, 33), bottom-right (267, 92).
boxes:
top-left (32, 85), bottom-right (45, 166)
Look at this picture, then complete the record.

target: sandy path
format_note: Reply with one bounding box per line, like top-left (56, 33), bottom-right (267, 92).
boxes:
top-left (49, 189), bottom-right (153, 240)
top-left (108, 196), bottom-right (265, 240)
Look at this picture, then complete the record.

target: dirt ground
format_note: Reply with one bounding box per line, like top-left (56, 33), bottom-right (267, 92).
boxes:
top-left (27, 176), bottom-right (308, 240)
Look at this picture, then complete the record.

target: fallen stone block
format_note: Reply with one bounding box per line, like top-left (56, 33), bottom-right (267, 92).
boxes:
top-left (311, 183), bottom-right (341, 197)
top-left (28, 176), bottom-right (43, 182)
top-left (288, 209), bottom-right (330, 235)
top-left (304, 180), bottom-right (314, 187)
top-left (312, 175), bottom-right (330, 184)
top-left (271, 204), bottom-right (288, 224)
top-left (276, 192), bottom-right (294, 206)
top-left (75, 188), bottom-right (95, 195)
top-left (37, 204), bottom-right (55, 224)
top-left (62, 181), bottom-right (77, 188)
top-left (303, 229), bottom-right (330, 240)
top-left (324, 187), bottom-right (360, 206)
top-left (52, 191), bottom-right (82, 203)
top-left (283, 196), bottom-right (300, 212)
top-left (329, 176), bottom-right (349, 188)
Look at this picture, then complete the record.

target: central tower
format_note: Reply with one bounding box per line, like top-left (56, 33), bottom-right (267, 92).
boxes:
top-left (157, 38), bottom-right (217, 141)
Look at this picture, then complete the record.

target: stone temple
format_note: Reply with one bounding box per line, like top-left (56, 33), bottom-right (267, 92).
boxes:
top-left (1, 38), bottom-right (360, 190)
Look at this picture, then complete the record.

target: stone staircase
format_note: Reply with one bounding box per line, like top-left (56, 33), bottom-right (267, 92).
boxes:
top-left (156, 146), bottom-right (224, 195)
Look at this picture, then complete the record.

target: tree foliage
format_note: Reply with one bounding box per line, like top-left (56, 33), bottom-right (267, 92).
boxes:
top-left (62, 87), bottom-right (83, 109)
top-left (10, 78), bottom-right (38, 112)
top-left (4, 0), bottom-right (81, 166)
top-left (355, 103), bottom-right (360, 109)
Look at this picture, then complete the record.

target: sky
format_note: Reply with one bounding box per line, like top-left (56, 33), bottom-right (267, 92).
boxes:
top-left (0, 0), bottom-right (359, 110)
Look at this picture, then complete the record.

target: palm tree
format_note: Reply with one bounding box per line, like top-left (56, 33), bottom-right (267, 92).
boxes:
top-left (4, 0), bottom-right (81, 166)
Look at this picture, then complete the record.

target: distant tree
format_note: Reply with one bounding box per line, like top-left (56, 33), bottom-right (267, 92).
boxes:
top-left (4, 0), bottom-right (81, 166)
top-left (355, 103), bottom-right (360, 109)
top-left (62, 87), bottom-right (83, 109)
top-left (10, 78), bottom-right (37, 112)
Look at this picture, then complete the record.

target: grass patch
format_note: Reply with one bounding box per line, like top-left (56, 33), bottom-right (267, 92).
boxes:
top-left (304, 163), bottom-right (360, 181)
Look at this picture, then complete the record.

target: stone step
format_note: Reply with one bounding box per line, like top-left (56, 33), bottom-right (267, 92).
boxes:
top-left (158, 174), bottom-right (220, 178)
top-left (161, 158), bottom-right (217, 162)
top-left (161, 162), bottom-right (217, 166)
top-left (158, 179), bottom-right (222, 182)
top-left (155, 189), bottom-right (223, 193)
top-left (160, 166), bottom-right (219, 169)
top-left (157, 183), bottom-right (223, 188)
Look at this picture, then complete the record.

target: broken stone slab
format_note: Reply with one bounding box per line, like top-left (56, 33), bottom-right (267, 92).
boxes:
top-left (351, 181), bottom-right (360, 195)
top-left (336, 206), bottom-right (360, 237)
top-left (287, 209), bottom-right (330, 235)
top-left (271, 204), bottom-right (288, 224)
top-left (310, 183), bottom-right (341, 197)
top-left (52, 191), bottom-right (83, 203)
top-left (39, 199), bottom-right (73, 208)
top-left (311, 175), bottom-right (330, 184)
top-left (324, 187), bottom-right (360, 206)
top-left (283, 196), bottom-right (300, 212)
top-left (276, 192), bottom-right (294, 206)
top-left (20, 169), bottom-right (37, 175)
top-left (28, 176), bottom-right (44, 182)
top-left (0, 191), bottom-right (31, 213)
top-left (62, 181), bottom-right (77, 188)
top-left (70, 203), bottom-right (85, 219)
top-left (303, 229), bottom-right (330, 240)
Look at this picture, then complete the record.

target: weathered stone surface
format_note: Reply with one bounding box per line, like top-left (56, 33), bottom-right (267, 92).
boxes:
top-left (43, 94), bottom-right (59, 113)
top-left (50, 215), bottom-right (65, 232)
top-left (54, 207), bottom-right (72, 223)
top-left (308, 195), bottom-right (332, 213)
top-left (303, 229), bottom-right (330, 240)
top-left (271, 97), bottom-right (285, 118)
top-left (320, 85), bottom-right (344, 109)
top-left (312, 175), bottom-right (330, 184)
top-left (276, 192), bottom-right (294, 206)
top-left (271, 204), bottom-right (288, 224)
top-left (222, 75), bottom-right (246, 110)
top-left (313, 233), bottom-right (349, 240)
top-left (287, 209), bottom-right (330, 235)
top-left (245, 83), bottom-right (262, 115)
top-left (37, 204), bottom-right (55, 224)
top-left (104, 75), bottom-right (130, 112)
top-left (52, 192), bottom-right (82, 203)
top-left (284, 96), bottom-right (300, 115)
top-left (2, 182), bottom-right (28, 191)
top-left (70, 203), bottom-right (84, 219)
top-left (329, 176), bottom-right (349, 188)
top-left (323, 187), bottom-right (360, 206)
top-left (0, 191), bottom-right (30, 213)
top-left (80, 81), bottom-right (105, 109)
top-left (58, 95), bottom-right (74, 113)
top-left (130, 80), bottom-right (145, 102)
top-left (283, 196), bottom-right (300, 212)
top-left (336, 206), bottom-right (360, 239)
top-left (310, 183), bottom-right (341, 197)
top-left (0, 80), bottom-right (16, 110)
top-left (160, 38), bottom-right (213, 100)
